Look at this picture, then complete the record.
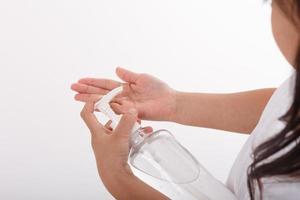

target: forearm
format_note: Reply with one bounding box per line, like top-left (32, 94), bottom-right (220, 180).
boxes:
top-left (99, 166), bottom-right (169, 200)
top-left (171, 88), bottom-right (275, 134)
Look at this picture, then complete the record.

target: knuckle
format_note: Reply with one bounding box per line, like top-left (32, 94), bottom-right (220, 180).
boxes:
top-left (80, 109), bottom-right (86, 118)
top-left (82, 84), bottom-right (88, 92)
top-left (91, 137), bottom-right (100, 148)
top-left (122, 113), bottom-right (135, 122)
top-left (91, 134), bottom-right (105, 147)
top-left (122, 113), bottom-right (131, 121)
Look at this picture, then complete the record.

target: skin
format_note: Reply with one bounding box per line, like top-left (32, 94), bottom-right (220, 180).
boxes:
top-left (271, 0), bottom-right (299, 67)
top-left (72, 2), bottom-right (299, 199)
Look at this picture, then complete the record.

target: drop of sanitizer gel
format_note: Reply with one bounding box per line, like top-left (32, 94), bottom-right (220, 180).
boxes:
top-left (95, 86), bottom-right (237, 200)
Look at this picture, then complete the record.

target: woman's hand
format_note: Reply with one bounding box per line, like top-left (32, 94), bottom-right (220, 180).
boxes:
top-left (72, 67), bottom-right (177, 121)
top-left (80, 102), bottom-right (169, 200)
top-left (80, 103), bottom-right (146, 183)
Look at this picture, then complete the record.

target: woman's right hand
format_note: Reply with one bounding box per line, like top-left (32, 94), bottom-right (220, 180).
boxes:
top-left (71, 67), bottom-right (177, 121)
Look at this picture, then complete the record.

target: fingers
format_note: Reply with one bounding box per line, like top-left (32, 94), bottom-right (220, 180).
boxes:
top-left (142, 126), bottom-right (153, 134)
top-left (114, 108), bottom-right (138, 137)
top-left (116, 67), bottom-right (139, 83)
top-left (110, 102), bottom-right (138, 117)
top-left (110, 102), bottom-right (123, 114)
top-left (78, 78), bottom-right (121, 90)
top-left (71, 83), bottom-right (108, 94)
top-left (80, 102), bottom-right (104, 134)
top-left (75, 93), bottom-right (103, 102)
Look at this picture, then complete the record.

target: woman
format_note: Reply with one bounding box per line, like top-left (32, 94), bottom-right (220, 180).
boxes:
top-left (71, 0), bottom-right (300, 199)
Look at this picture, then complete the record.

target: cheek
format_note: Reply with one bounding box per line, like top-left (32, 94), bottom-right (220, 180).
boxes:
top-left (271, 5), bottom-right (299, 66)
top-left (271, 6), bottom-right (285, 57)
top-left (271, 13), bottom-right (285, 57)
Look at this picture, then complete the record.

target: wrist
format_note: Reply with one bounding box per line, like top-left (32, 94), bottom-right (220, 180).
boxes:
top-left (99, 164), bottom-right (137, 199)
top-left (168, 90), bottom-right (182, 122)
top-left (98, 161), bottom-right (134, 183)
top-left (99, 163), bottom-right (170, 200)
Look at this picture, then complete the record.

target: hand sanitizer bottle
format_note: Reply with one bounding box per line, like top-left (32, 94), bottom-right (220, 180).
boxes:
top-left (95, 86), bottom-right (237, 200)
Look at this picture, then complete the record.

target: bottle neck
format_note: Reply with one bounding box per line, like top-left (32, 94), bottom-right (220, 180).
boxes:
top-left (130, 128), bottom-right (148, 149)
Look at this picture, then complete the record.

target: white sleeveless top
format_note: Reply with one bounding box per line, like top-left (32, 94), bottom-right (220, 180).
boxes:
top-left (226, 72), bottom-right (300, 200)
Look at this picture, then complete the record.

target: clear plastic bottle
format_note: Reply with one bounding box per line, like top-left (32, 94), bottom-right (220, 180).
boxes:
top-left (95, 87), bottom-right (237, 200)
top-left (129, 129), bottom-right (200, 184)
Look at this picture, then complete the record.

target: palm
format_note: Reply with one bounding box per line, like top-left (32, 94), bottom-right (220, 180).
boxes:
top-left (71, 68), bottom-right (176, 121)
top-left (116, 74), bottom-right (175, 120)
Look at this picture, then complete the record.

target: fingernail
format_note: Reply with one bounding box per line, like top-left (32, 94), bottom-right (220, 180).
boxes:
top-left (70, 84), bottom-right (76, 90)
top-left (128, 108), bottom-right (137, 116)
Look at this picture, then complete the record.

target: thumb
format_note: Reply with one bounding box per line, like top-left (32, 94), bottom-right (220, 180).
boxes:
top-left (116, 67), bottom-right (139, 83)
top-left (114, 108), bottom-right (138, 137)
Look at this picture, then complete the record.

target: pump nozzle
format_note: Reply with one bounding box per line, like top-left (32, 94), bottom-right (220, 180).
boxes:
top-left (94, 86), bottom-right (141, 134)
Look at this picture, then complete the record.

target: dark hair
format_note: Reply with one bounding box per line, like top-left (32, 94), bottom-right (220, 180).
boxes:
top-left (247, 1), bottom-right (300, 199)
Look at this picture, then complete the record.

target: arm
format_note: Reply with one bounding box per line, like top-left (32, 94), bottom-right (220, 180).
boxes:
top-left (99, 167), bottom-right (169, 200)
top-left (172, 88), bottom-right (276, 134)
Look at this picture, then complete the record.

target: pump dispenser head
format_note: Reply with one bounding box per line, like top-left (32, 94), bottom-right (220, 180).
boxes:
top-left (94, 86), bottom-right (141, 138)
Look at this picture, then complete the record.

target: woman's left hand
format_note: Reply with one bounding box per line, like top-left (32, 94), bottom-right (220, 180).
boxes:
top-left (80, 102), bottom-right (152, 194)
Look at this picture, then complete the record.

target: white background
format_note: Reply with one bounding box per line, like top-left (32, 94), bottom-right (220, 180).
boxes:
top-left (0, 0), bottom-right (293, 199)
